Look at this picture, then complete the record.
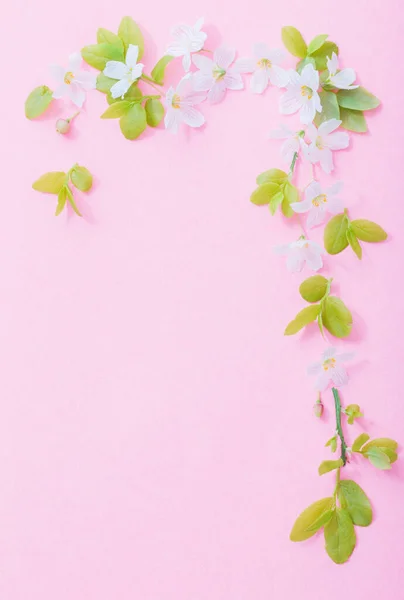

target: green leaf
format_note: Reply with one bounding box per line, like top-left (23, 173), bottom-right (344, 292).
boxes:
top-left (284, 304), bottom-right (321, 335)
top-left (350, 219), bottom-right (387, 243)
top-left (107, 83), bottom-right (142, 104)
top-left (314, 90), bottom-right (340, 127)
top-left (346, 228), bottom-right (362, 259)
top-left (145, 98), bottom-right (164, 127)
top-left (250, 183), bottom-right (281, 206)
top-left (118, 16), bottom-right (144, 58)
top-left (290, 497), bottom-right (334, 542)
top-left (318, 312), bottom-right (325, 338)
top-left (96, 73), bottom-right (116, 93)
top-left (256, 169), bottom-right (288, 185)
top-left (55, 186), bottom-right (67, 216)
top-left (337, 86), bottom-right (380, 111)
top-left (339, 107), bottom-right (367, 133)
top-left (282, 182), bottom-right (298, 217)
top-left (324, 508), bottom-right (356, 564)
top-left (151, 55), bottom-right (174, 85)
top-left (32, 172), bottom-right (66, 194)
top-left (352, 433), bottom-right (370, 453)
top-left (70, 165), bottom-right (93, 192)
top-left (345, 404), bottom-right (363, 425)
top-left (321, 296), bottom-right (352, 339)
top-left (281, 26), bottom-right (307, 58)
top-left (296, 56), bottom-right (316, 74)
top-left (81, 43), bottom-right (124, 70)
top-left (65, 185), bottom-right (82, 217)
top-left (269, 190), bottom-right (285, 216)
top-left (25, 86), bottom-right (53, 119)
top-left (101, 100), bottom-right (133, 118)
top-left (299, 275), bottom-right (328, 303)
top-left (119, 103), bottom-right (147, 140)
top-left (311, 41), bottom-right (338, 71)
top-left (361, 438), bottom-right (398, 463)
top-left (339, 480), bottom-right (372, 527)
top-left (325, 436), bottom-right (337, 453)
top-left (307, 34), bottom-right (328, 55)
top-left (364, 446), bottom-right (392, 470)
top-left (318, 459), bottom-right (343, 475)
top-left (324, 213), bottom-right (349, 255)
top-left (97, 28), bottom-right (124, 50)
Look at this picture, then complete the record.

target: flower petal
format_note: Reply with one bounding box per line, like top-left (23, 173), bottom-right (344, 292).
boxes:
top-left (326, 194), bottom-right (344, 214)
top-left (126, 44), bottom-right (139, 68)
top-left (327, 52), bottom-right (339, 76)
top-left (213, 46), bottom-right (236, 69)
top-left (104, 61), bottom-right (129, 80)
top-left (290, 198), bottom-right (311, 214)
top-left (181, 105), bottom-right (205, 128)
top-left (308, 361), bottom-right (323, 375)
top-left (192, 53), bottom-right (213, 72)
top-left (182, 52), bottom-right (191, 72)
top-left (279, 89), bottom-right (302, 115)
top-left (301, 64), bottom-right (319, 90)
top-left (164, 107), bottom-right (181, 133)
top-left (306, 205), bottom-right (326, 228)
top-left (318, 118), bottom-right (341, 136)
top-left (193, 17), bottom-right (205, 31)
top-left (250, 68), bottom-right (269, 93)
top-left (299, 100), bottom-right (316, 125)
top-left (304, 245), bottom-right (323, 271)
top-left (166, 42), bottom-right (187, 57)
top-left (331, 68), bottom-right (357, 90)
top-left (281, 137), bottom-right (300, 163)
top-left (331, 365), bottom-right (349, 387)
top-left (286, 249), bottom-right (305, 273)
top-left (224, 70), bottom-right (244, 90)
top-left (110, 78), bottom-right (131, 99)
top-left (192, 70), bottom-right (215, 92)
top-left (305, 181), bottom-right (322, 202)
top-left (325, 131), bottom-right (350, 150)
top-left (52, 83), bottom-right (69, 99)
top-left (268, 65), bottom-right (289, 88)
top-left (323, 347), bottom-right (337, 360)
top-left (68, 83), bottom-right (86, 108)
top-left (74, 70), bottom-right (97, 90)
top-left (315, 370), bottom-right (331, 391)
top-left (207, 80), bottom-right (226, 104)
top-left (319, 147), bottom-right (334, 173)
top-left (269, 123), bottom-right (294, 139)
top-left (68, 52), bottom-right (82, 72)
top-left (234, 57), bottom-right (256, 73)
top-left (50, 65), bottom-right (65, 83)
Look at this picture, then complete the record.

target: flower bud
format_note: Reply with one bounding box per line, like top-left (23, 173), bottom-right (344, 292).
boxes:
top-left (313, 399), bottom-right (324, 418)
top-left (56, 118), bottom-right (71, 134)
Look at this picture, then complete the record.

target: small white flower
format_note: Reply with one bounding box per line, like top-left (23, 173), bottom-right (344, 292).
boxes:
top-left (274, 237), bottom-right (323, 272)
top-left (291, 180), bottom-right (344, 229)
top-left (306, 119), bottom-right (349, 173)
top-left (103, 45), bottom-right (144, 99)
top-left (327, 53), bottom-right (358, 90)
top-left (235, 43), bottom-right (289, 93)
top-left (279, 64), bottom-right (322, 124)
top-left (166, 17), bottom-right (207, 72)
top-left (164, 74), bottom-right (206, 133)
top-left (269, 124), bottom-right (307, 164)
top-left (50, 52), bottom-right (96, 108)
top-left (192, 46), bottom-right (243, 104)
top-left (308, 347), bottom-right (354, 391)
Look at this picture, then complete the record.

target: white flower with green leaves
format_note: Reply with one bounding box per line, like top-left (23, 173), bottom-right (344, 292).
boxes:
top-left (270, 124), bottom-right (307, 164)
top-left (274, 237), bottom-right (323, 272)
top-left (308, 347), bottom-right (354, 391)
top-left (306, 119), bottom-right (349, 173)
top-left (166, 17), bottom-right (207, 72)
top-left (235, 44), bottom-right (289, 93)
top-left (103, 45), bottom-right (144, 99)
top-left (164, 74), bottom-right (206, 133)
top-left (279, 64), bottom-right (322, 124)
top-left (327, 53), bottom-right (358, 90)
top-left (291, 180), bottom-right (344, 229)
top-left (50, 52), bottom-right (96, 108)
top-left (192, 46), bottom-right (243, 104)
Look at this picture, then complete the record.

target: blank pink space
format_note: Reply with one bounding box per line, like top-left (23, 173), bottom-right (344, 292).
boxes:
top-left (1, 1), bottom-right (404, 598)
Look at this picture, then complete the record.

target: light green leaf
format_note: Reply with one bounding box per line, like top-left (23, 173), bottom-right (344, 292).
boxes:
top-left (325, 436), bottom-right (338, 453)
top-left (350, 219), bottom-right (387, 243)
top-left (284, 304), bottom-right (321, 336)
top-left (306, 509), bottom-right (334, 532)
top-left (119, 103), bottom-right (147, 140)
top-left (318, 459), bottom-right (343, 475)
top-left (151, 55), bottom-right (174, 85)
top-left (107, 83), bottom-right (142, 104)
top-left (339, 480), bottom-right (372, 527)
top-left (339, 107), bottom-right (367, 133)
top-left (25, 86), bottom-right (53, 119)
top-left (97, 28), bottom-right (124, 50)
top-left (352, 433), bottom-right (370, 453)
top-left (269, 190), bottom-right (284, 216)
top-left (299, 275), bottom-right (328, 303)
top-left (296, 56), bottom-right (316, 74)
top-left (101, 100), bottom-right (133, 118)
top-left (81, 43), bottom-right (124, 70)
top-left (318, 312), bottom-right (325, 338)
top-left (346, 228), bottom-right (362, 259)
top-left (55, 186), bottom-right (67, 216)
top-left (70, 165), bottom-right (93, 192)
top-left (311, 41), bottom-right (338, 71)
top-left (118, 16), bottom-right (144, 58)
top-left (282, 182), bottom-right (299, 217)
top-left (314, 90), bottom-right (340, 127)
top-left (321, 296), bottom-right (352, 339)
top-left (364, 446), bottom-right (392, 470)
top-left (345, 404), bottom-right (363, 425)
top-left (96, 73), bottom-right (116, 93)
top-left (361, 438), bottom-right (398, 463)
top-left (281, 26), bottom-right (307, 58)
top-left (32, 172), bottom-right (66, 194)
top-left (250, 182), bottom-right (281, 206)
top-left (307, 34), bottom-right (328, 55)
top-left (324, 213), bottom-right (349, 255)
top-left (145, 98), bottom-right (164, 127)
top-left (324, 508), bottom-right (356, 564)
top-left (290, 497), bottom-right (334, 542)
top-left (337, 86), bottom-right (380, 111)
top-left (256, 169), bottom-right (288, 185)
top-left (65, 185), bottom-right (82, 217)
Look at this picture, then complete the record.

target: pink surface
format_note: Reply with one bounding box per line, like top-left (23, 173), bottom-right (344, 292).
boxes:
top-left (2, 0), bottom-right (404, 598)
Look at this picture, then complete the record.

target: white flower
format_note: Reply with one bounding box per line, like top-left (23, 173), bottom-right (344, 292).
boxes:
top-left (269, 124), bottom-right (307, 164)
top-left (308, 347), bottom-right (354, 391)
top-left (103, 45), bottom-right (144, 99)
top-left (234, 44), bottom-right (289, 93)
top-left (192, 46), bottom-right (243, 104)
top-left (327, 53), bottom-right (358, 90)
top-left (279, 64), bottom-right (322, 124)
top-left (291, 180), bottom-right (344, 229)
top-left (305, 119), bottom-right (349, 173)
top-left (50, 52), bottom-right (96, 108)
top-left (166, 17), bottom-right (207, 72)
top-left (274, 238), bottom-right (323, 272)
top-left (164, 74), bottom-right (206, 133)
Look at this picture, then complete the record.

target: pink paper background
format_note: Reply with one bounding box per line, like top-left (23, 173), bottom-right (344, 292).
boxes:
top-left (2, 0), bottom-right (404, 597)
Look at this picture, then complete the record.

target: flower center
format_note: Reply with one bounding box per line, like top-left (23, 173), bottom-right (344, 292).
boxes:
top-left (312, 194), bottom-right (327, 207)
top-left (316, 136), bottom-right (325, 150)
top-left (323, 358), bottom-right (336, 371)
top-left (257, 58), bottom-right (272, 69)
top-left (171, 93), bottom-right (181, 109)
top-left (64, 71), bottom-right (75, 85)
top-left (213, 66), bottom-right (226, 81)
top-left (301, 85), bottom-right (313, 99)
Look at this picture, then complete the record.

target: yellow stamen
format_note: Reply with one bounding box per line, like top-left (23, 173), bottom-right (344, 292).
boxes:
top-left (172, 93), bottom-right (181, 109)
top-left (64, 71), bottom-right (74, 85)
top-left (312, 194), bottom-right (327, 207)
top-left (257, 58), bottom-right (272, 69)
top-left (301, 85), bottom-right (313, 99)
top-left (213, 66), bottom-right (226, 81)
top-left (323, 357), bottom-right (336, 371)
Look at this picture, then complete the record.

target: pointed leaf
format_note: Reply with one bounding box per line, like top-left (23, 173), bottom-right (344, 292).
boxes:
top-left (151, 56), bottom-right (174, 85)
top-left (290, 497), bottom-right (334, 541)
top-left (318, 459), bottom-right (343, 475)
top-left (307, 34), bottom-right (329, 55)
top-left (314, 90), bottom-right (340, 127)
top-left (101, 100), bottom-right (133, 118)
top-left (296, 56), bottom-right (316, 74)
top-left (311, 42), bottom-right (339, 71)
top-left (70, 165), bottom-right (93, 192)
top-left (55, 186), bottom-right (67, 216)
top-left (337, 87), bottom-right (380, 111)
top-left (250, 182), bottom-right (281, 206)
top-left (256, 169), bottom-right (288, 185)
top-left (364, 446), bottom-right (391, 470)
top-left (118, 16), bottom-right (144, 58)
top-left (97, 28), bottom-right (124, 50)
top-left (269, 190), bottom-right (285, 215)
top-left (119, 103), bottom-right (147, 140)
top-left (145, 98), bottom-right (164, 127)
top-left (282, 182), bottom-right (299, 217)
top-left (65, 185), bottom-right (82, 217)
top-left (96, 73), bottom-right (116, 93)
top-left (346, 228), bottom-right (362, 259)
top-left (81, 43), bottom-right (124, 70)
top-left (281, 26), bottom-right (307, 58)
top-left (284, 304), bottom-right (321, 335)
top-left (352, 433), bottom-right (370, 453)
top-left (324, 508), bottom-right (356, 564)
top-left (339, 107), bottom-right (367, 133)
top-left (324, 213), bottom-right (349, 255)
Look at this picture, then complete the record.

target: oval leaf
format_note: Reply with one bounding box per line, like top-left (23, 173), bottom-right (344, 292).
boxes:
top-left (290, 497), bottom-right (334, 542)
top-left (284, 304), bottom-right (320, 336)
top-left (25, 86), bottom-right (53, 119)
top-left (70, 166), bottom-right (93, 192)
top-left (250, 182), bottom-right (281, 206)
top-left (97, 28), bottom-right (123, 49)
top-left (296, 56), bottom-right (316, 74)
top-left (364, 446), bottom-right (391, 470)
top-left (346, 229), bottom-right (362, 259)
top-left (101, 100), bottom-right (133, 118)
top-left (324, 508), bottom-right (356, 564)
top-left (307, 34), bottom-right (328, 55)
top-left (318, 459), bottom-right (343, 476)
top-left (282, 182), bottom-right (299, 217)
top-left (151, 56), bottom-right (174, 85)
top-left (118, 16), bottom-right (144, 58)
top-left (55, 186), bottom-right (67, 216)
top-left (311, 41), bottom-right (338, 71)
top-left (81, 43), bottom-right (124, 70)
top-left (339, 107), bottom-right (367, 133)
top-left (350, 219), bottom-right (387, 243)
top-left (96, 73), bottom-right (116, 93)
top-left (337, 86), bottom-right (380, 111)
top-left (256, 169), bottom-right (288, 185)
top-left (324, 213), bottom-right (349, 255)
top-left (281, 26), bottom-right (307, 58)
top-left (321, 296), bottom-right (352, 338)
top-left (352, 433), bottom-right (370, 453)
top-left (32, 172), bottom-right (66, 194)
top-left (299, 275), bottom-right (328, 303)
top-left (119, 103), bottom-right (147, 140)
top-left (145, 98), bottom-right (165, 127)
top-left (339, 480), bottom-right (372, 527)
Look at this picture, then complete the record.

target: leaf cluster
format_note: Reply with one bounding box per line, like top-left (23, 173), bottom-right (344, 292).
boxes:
top-left (324, 212), bottom-right (387, 259)
top-left (352, 434), bottom-right (398, 470)
top-left (250, 169), bottom-right (298, 217)
top-left (32, 164), bottom-right (93, 216)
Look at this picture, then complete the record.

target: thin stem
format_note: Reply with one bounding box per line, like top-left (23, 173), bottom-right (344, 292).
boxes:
top-left (288, 152), bottom-right (298, 178)
top-left (332, 387), bottom-right (347, 466)
top-left (333, 467), bottom-right (341, 505)
top-left (67, 110), bottom-right (80, 122)
top-left (141, 75), bottom-right (164, 94)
